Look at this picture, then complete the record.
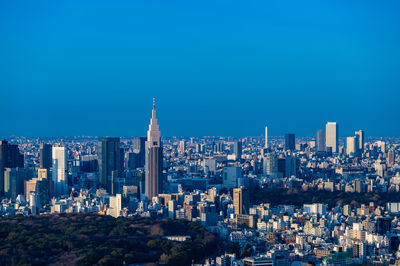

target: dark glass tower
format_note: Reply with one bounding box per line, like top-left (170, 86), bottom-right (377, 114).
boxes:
top-left (0, 140), bottom-right (24, 196)
top-left (39, 143), bottom-right (52, 170)
top-left (98, 137), bottom-right (122, 193)
top-left (132, 136), bottom-right (146, 168)
top-left (285, 133), bottom-right (295, 151)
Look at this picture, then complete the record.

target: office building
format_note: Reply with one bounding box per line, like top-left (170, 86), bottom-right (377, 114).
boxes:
top-left (132, 137), bottom-right (146, 168)
top-left (228, 141), bottom-right (242, 160)
top-left (285, 156), bottom-right (298, 177)
top-left (387, 150), bottom-right (395, 167)
top-left (0, 140), bottom-right (24, 196)
top-left (233, 187), bottom-right (249, 215)
top-left (25, 178), bottom-right (38, 202)
top-left (52, 145), bottom-right (67, 196)
top-left (178, 140), bottom-right (186, 153)
top-left (265, 126), bottom-right (268, 148)
top-left (4, 167), bottom-right (26, 200)
top-left (317, 129), bottom-right (326, 152)
top-left (39, 143), bottom-right (52, 170)
top-left (98, 137), bottom-right (122, 193)
top-left (285, 133), bottom-right (295, 151)
top-left (29, 191), bottom-right (40, 215)
top-left (263, 152), bottom-right (278, 176)
top-left (346, 136), bottom-right (359, 157)
top-left (109, 193), bottom-right (122, 218)
top-left (355, 130), bottom-right (365, 153)
top-left (145, 98), bottom-right (163, 200)
top-left (326, 122), bottom-right (338, 153)
top-left (222, 166), bottom-right (242, 189)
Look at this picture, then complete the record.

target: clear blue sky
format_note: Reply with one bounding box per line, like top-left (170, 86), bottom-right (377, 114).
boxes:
top-left (0, 0), bottom-right (399, 137)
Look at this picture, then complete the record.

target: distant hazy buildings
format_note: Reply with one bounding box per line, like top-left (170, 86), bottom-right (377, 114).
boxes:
top-left (326, 122), bottom-right (338, 153)
top-left (98, 137), bottom-right (122, 193)
top-left (145, 98), bottom-right (163, 200)
top-left (52, 145), bottom-right (67, 196)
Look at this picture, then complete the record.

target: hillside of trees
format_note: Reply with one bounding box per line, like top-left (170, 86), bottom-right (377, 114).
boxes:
top-left (251, 187), bottom-right (400, 208)
top-left (0, 214), bottom-right (223, 265)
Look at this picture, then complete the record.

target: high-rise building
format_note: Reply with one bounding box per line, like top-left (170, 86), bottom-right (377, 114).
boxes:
top-left (285, 133), bottom-right (295, 151)
top-left (265, 126), bottom-right (268, 148)
top-left (233, 187), bottom-right (249, 215)
top-left (222, 166), bottom-right (242, 188)
top-left (178, 140), bottom-right (186, 153)
top-left (0, 140), bottom-right (24, 196)
top-left (39, 143), bottom-right (52, 170)
top-left (4, 167), bottom-right (26, 200)
top-left (228, 141), bottom-right (242, 160)
top-left (263, 152), bottom-right (278, 176)
top-left (387, 150), bottom-right (395, 167)
top-left (326, 122), bottom-right (339, 153)
top-left (132, 136), bottom-right (146, 168)
top-left (355, 130), bottom-right (365, 153)
top-left (285, 156), bottom-right (298, 177)
top-left (317, 129), bottom-right (326, 152)
top-left (346, 136), bottom-right (359, 157)
top-left (98, 137), bottom-right (122, 193)
top-left (109, 193), bottom-right (122, 218)
top-left (145, 98), bottom-right (163, 200)
top-left (52, 145), bottom-right (67, 196)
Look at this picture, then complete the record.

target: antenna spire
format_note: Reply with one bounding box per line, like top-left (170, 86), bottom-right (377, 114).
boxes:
top-left (153, 96), bottom-right (155, 109)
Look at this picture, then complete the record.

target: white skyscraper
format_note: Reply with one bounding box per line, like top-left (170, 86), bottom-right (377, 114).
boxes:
top-left (265, 126), bottom-right (268, 148)
top-left (52, 145), bottom-right (67, 196)
top-left (325, 122), bottom-right (338, 153)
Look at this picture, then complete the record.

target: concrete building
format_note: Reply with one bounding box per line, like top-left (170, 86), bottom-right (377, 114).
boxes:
top-left (52, 145), bottom-right (67, 196)
top-left (326, 122), bottom-right (338, 153)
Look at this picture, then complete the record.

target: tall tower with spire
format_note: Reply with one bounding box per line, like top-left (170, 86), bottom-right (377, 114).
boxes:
top-left (145, 97), bottom-right (163, 200)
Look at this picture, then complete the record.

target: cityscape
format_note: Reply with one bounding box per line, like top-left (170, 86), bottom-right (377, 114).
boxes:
top-left (1, 98), bottom-right (400, 265)
top-left (1, 1), bottom-right (400, 266)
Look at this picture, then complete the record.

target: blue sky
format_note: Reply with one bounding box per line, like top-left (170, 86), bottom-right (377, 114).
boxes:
top-left (0, 0), bottom-right (399, 137)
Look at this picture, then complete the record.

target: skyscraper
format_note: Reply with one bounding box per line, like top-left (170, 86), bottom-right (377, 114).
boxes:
top-left (39, 143), bottom-right (52, 170)
top-left (233, 187), bottom-right (249, 215)
top-left (52, 145), bottom-right (67, 196)
top-left (145, 98), bottom-right (163, 200)
top-left (228, 141), bottom-right (242, 160)
top-left (0, 140), bottom-right (24, 196)
top-left (132, 136), bottom-right (146, 168)
top-left (98, 137), bottom-right (122, 193)
top-left (265, 126), bottom-right (268, 148)
top-left (285, 133), bottom-right (295, 151)
top-left (263, 152), bottom-right (278, 176)
top-left (346, 136), bottom-right (358, 157)
top-left (317, 129), bottom-right (326, 152)
top-left (355, 130), bottom-right (365, 153)
top-left (326, 122), bottom-right (339, 153)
